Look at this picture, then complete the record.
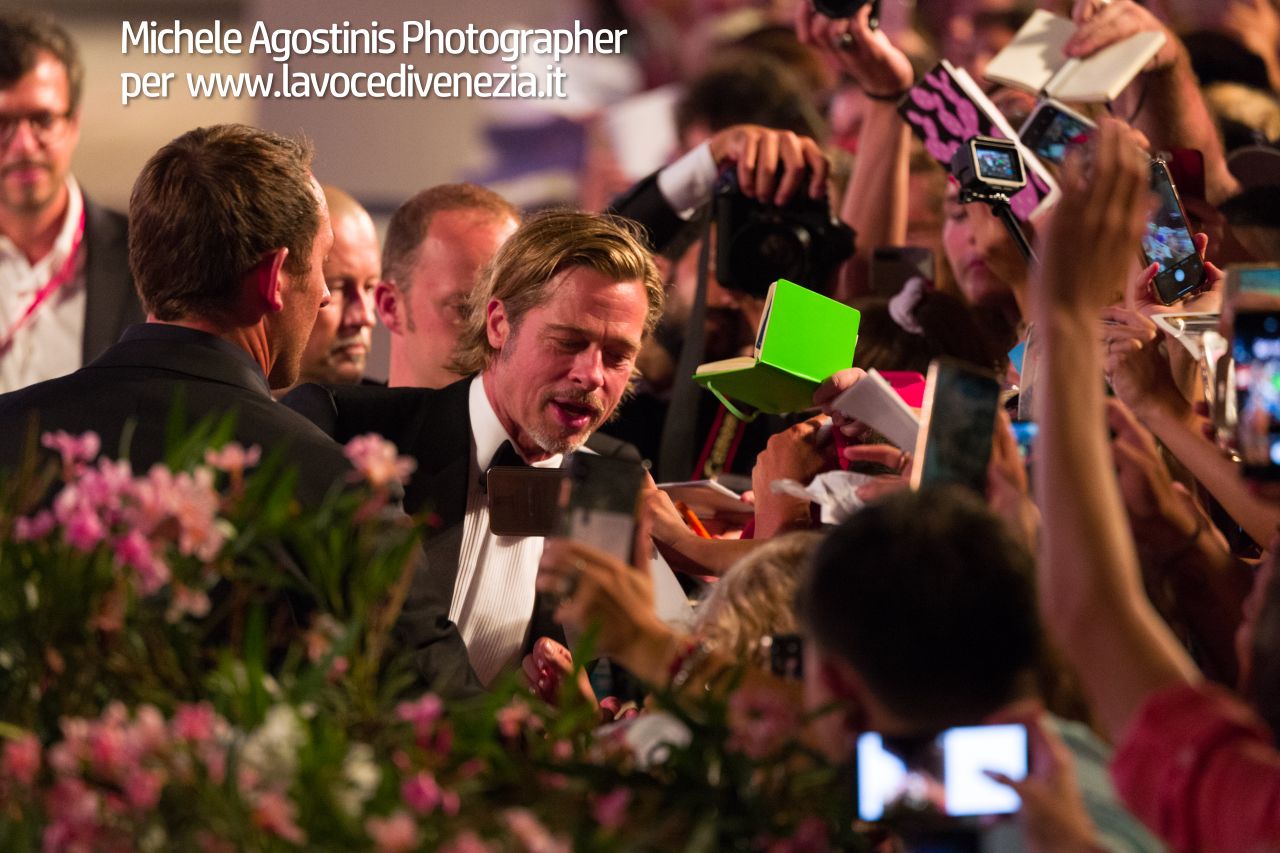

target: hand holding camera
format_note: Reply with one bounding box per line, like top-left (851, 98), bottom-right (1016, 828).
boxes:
top-left (794, 1), bottom-right (911, 100)
top-left (706, 124), bottom-right (828, 208)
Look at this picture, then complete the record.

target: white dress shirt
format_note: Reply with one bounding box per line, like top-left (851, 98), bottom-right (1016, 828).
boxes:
top-left (0, 178), bottom-right (88, 393)
top-left (450, 376), bottom-right (564, 686)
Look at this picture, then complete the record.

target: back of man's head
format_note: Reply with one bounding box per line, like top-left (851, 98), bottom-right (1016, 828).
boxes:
top-left (381, 182), bottom-right (518, 291)
top-left (798, 486), bottom-right (1041, 731)
top-left (0, 12), bottom-right (82, 111)
top-left (129, 124), bottom-right (319, 323)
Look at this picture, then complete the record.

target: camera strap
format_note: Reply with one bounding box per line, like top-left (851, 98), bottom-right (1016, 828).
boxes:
top-left (656, 210), bottom-right (714, 483)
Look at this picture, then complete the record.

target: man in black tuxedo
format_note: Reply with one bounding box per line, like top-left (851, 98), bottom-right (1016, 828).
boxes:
top-left (0, 123), bottom-right (478, 696)
top-left (0, 13), bottom-right (139, 392)
top-left (283, 210), bottom-right (677, 685)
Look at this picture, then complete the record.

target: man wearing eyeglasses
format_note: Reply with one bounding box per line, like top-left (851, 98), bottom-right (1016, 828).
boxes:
top-left (0, 13), bottom-right (139, 393)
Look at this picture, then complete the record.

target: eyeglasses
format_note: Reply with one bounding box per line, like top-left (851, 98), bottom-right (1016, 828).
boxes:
top-left (0, 111), bottom-right (73, 146)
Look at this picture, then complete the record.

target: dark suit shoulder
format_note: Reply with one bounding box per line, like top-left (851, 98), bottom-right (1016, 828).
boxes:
top-left (281, 379), bottom-right (469, 450)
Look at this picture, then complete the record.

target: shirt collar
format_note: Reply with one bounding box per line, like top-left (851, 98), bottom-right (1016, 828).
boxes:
top-left (468, 374), bottom-right (564, 471)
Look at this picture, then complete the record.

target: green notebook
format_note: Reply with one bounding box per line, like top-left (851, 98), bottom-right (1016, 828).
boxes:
top-left (693, 279), bottom-right (860, 420)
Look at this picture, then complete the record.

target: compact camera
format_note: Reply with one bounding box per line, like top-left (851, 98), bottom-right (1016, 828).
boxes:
top-left (950, 136), bottom-right (1028, 198)
top-left (714, 167), bottom-right (855, 299)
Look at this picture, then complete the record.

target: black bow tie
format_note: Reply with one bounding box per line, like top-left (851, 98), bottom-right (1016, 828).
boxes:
top-left (480, 440), bottom-right (527, 493)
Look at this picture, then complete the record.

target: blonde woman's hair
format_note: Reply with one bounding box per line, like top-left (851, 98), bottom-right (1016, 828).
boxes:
top-left (693, 531), bottom-right (824, 669)
top-left (447, 209), bottom-right (664, 376)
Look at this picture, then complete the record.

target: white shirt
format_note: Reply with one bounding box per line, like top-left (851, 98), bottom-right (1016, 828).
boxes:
top-left (450, 377), bottom-right (695, 686)
top-left (0, 178), bottom-right (88, 393)
top-left (450, 376), bottom-right (564, 686)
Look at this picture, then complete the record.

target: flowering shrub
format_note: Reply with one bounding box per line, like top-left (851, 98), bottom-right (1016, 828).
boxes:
top-left (0, 430), bottom-right (863, 851)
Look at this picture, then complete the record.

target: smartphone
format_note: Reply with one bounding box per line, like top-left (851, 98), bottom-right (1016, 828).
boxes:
top-left (1233, 311), bottom-right (1280, 479)
top-left (854, 724), bottom-right (1029, 822)
top-left (557, 452), bottom-right (647, 563)
top-left (1226, 264), bottom-right (1280, 311)
top-left (870, 247), bottom-right (935, 297)
top-left (1018, 99), bottom-right (1095, 165)
top-left (911, 359), bottom-right (1001, 494)
top-left (1144, 159), bottom-right (1205, 305)
top-left (488, 467), bottom-right (566, 537)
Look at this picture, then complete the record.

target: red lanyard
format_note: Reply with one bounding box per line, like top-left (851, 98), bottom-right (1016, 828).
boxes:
top-left (0, 206), bottom-right (87, 355)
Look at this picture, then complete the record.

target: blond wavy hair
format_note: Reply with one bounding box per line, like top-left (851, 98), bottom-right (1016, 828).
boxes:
top-left (693, 531), bottom-right (824, 669)
top-left (447, 210), bottom-right (664, 376)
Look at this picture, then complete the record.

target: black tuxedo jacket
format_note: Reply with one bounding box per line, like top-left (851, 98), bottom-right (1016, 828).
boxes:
top-left (81, 196), bottom-right (142, 363)
top-left (281, 377), bottom-right (642, 646)
top-left (0, 324), bottom-right (480, 698)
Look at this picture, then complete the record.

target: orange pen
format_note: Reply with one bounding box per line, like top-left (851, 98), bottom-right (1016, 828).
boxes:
top-left (674, 500), bottom-right (712, 539)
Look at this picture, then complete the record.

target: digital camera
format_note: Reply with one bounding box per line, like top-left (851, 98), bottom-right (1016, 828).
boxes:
top-left (950, 136), bottom-right (1028, 197)
top-left (714, 167), bottom-right (855, 299)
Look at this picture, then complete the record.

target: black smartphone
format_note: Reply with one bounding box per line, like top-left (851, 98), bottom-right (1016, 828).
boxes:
top-left (1233, 311), bottom-right (1280, 479)
top-left (487, 467), bottom-right (566, 537)
top-left (1018, 98), bottom-right (1095, 165)
top-left (854, 723), bottom-right (1029, 822)
top-left (557, 452), bottom-right (647, 563)
top-left (911, 359), bottom-right (1001, 494)
top-left (1143, 159), bottom-right (1205, 305)
top-left (870, 246), bottom-right (934, 297)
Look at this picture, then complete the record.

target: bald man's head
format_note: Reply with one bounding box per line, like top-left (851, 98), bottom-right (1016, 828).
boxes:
top-left (295, 185), bottom-right (380, 386)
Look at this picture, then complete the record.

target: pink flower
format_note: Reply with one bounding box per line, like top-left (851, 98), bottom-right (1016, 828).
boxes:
top-left (42, 429), bottom-right (100, 471)
top-left (591, 788), bottom-right (631, 831)
top-left (439, 830), bottom-right (493, 853)
top-left (172, 703), bottom-right (218, 744)
top-left (113, 529), bottom-right (171, 595)
top-left (344, 433), bottom-right (417, 489)
top-left (64, 505), bottom-right (106, 552)
top-left (13, 510), bottom-right (55, 541)
top-left (726, 685), bottom-right (800, 760)
top-left (496, 698), bottom-right (532, 739)
top-left (252, 790), bottom-right (306, 845)
top-left (400, 771), bottom-right (441, 814)
top-left (204, 443), bottom-right (262, 475)
top-left (396, 694), bottom-right (444, 744)
top-left (167, 583), bottom-right (211, 622)
top-left (441, 789), bottom-right (460, 816)
top-left (87, 721), bottom-right (130, 779)
top-left (124, 767), bottom-right (164, 810)
top-left (502, 808), bottom-right (570, 853)
top-left (131, 705), bottom-right (169, 755)
top-left (2, 733), bottom-right (40, 785)
top-left (366, 811), bottom-right (420, 853)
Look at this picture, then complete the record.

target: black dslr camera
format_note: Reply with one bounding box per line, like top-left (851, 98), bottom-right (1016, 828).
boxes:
top-left (713, 167), bottom-right (855, 298)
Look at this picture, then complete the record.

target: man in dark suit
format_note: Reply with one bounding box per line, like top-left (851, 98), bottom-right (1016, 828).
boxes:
top-left (0, 13), bottom-right (139, 392)
top-left (0, 123), bottom-right (479, 697)
top-left (283, 210), bottom-right (681, 685)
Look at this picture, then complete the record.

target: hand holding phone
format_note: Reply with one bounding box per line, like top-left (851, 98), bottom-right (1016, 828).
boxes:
top-left (911, 359), bottom-right (1001, 494)
top-left (854, 723), bottom-right (1029, 822)
top-left (1143, 159), bottom-right (1205, 305)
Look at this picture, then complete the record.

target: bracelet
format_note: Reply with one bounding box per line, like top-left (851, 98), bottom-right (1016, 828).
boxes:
top-left (864, 88), bottom-right (908, 103)
top-left (669, 637), bottom-right (716, 693)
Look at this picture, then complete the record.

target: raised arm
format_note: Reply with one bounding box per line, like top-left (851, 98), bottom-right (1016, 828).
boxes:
top-left (1034, 120), bottom-right (1200, 741)
top-left (797, 1), bottom-right (914, 300)
top-left (1068, 0), bottom-right (1241, 205)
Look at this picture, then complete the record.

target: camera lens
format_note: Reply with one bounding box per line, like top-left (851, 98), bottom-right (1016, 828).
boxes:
top-left (730, 220), bottom-right (811, 292)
